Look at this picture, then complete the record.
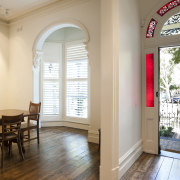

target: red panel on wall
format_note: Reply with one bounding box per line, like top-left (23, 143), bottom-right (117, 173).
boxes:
top-left (146, 54), bottom-right (154, 107)
top-left (157, 0), bottom-right (180, 16)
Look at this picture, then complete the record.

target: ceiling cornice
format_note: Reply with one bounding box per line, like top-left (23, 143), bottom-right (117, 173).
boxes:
top-left (8, 0), bottom-right (88, 24)
top-left (0, 19), bottom-right (9, 25)
top-left (0, 0), bottom-right (63, 24)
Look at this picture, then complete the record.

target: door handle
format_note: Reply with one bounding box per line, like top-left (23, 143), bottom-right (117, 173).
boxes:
top-left (156, 92), bottom-right (159, 97)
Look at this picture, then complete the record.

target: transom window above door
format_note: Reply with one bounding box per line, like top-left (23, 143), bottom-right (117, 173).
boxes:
top-left (161, 13), bottom-right (180, 36)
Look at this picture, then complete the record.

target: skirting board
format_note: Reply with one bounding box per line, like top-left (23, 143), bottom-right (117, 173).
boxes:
top-left (41, 121), bottom-right (99, 144)
top-left (41, 121), bottom-right (89, 130)
top-left (119, 140), bottom-right (142, 179)
top-left (88, 129), bottom-right (99, 144)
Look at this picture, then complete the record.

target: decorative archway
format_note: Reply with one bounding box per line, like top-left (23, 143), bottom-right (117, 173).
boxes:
top-left (142, 0), bottom-right (180, 154)
top-left (32, 19), bottom-right (90, 69)
top-left (32, 19), bottom-right (90, 103)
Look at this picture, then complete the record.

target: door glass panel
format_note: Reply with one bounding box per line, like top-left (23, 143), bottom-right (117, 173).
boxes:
top-left (146, 53), bottom-right (154, 107)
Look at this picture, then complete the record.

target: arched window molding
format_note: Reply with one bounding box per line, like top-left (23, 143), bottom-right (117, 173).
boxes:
top-left (33, 19), bottom-right (90, 69)
top-left (144, 9), bottom-right (180, 47)
top-left (32, 19), bottom-right (90, 103)
top-left (33, 51), bottom-right (43, 71)
top-left (144, 0), bottom-right (180, 41)
top-left (157, 0), bottom-right (180, 17)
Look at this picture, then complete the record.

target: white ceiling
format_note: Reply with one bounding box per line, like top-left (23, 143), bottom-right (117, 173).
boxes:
top-left (0, 0), bottom-right (59, 21)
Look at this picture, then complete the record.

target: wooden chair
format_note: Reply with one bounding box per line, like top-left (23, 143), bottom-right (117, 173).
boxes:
top-left (21, 101), bottom-right (41, 144)
top-left (0, 114), bottom-right (24, 168)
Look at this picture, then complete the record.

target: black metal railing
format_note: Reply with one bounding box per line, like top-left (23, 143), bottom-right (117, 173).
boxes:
top-left (160, 100), bottom-right (180, 132)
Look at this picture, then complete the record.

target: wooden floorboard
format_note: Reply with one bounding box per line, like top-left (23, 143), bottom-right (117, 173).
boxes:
top-left (121, 153), bottom-right (180, 180)
top-left (168, 159), bottom-right (180, 180)
top-left (155, 157), bottom-right (173, 180)
top-left (0, 127), bottom-right (100, 180)
top-left (143, 155), bottom-right (164, 180)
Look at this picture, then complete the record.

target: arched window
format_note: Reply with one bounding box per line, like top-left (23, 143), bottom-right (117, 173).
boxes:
top-left (41, 27), bottom-right (89, 124)
top-left (161, 12), bottom-right (180, 36)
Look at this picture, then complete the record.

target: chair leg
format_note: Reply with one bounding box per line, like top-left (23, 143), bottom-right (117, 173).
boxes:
top-left (17, 138), bottom-right (24, 160)
top-left (37, 126), bottom-right (39, 144)
top-left (9, 141), bottom-right (12, 156)
top-left (28, 129), bottom-right (30, 142)
top-left (1, 142), bottom-right (4, 168)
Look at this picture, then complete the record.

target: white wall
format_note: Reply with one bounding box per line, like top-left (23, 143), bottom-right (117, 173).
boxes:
top-left (140, 0), bottom-right (160, 20)
top-left (8, 0), bottom-right (100, 139)
top-left (0, 22), bottom-right (9, 109)
top-left (46, 27), bottom-right (85, 42)
top-left (139, 0), bottom-right (164, 20)
top-left (118, 0), bottom-right (142, 177)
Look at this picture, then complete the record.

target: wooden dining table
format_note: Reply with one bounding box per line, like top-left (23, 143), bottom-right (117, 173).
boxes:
top-left (0, 109), bottom-right (30, 119)
top-left (0, 109), bottom-right (39, 152)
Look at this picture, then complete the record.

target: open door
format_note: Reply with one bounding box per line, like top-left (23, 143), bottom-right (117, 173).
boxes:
top-left (159, 46), bottom-right (180, 158)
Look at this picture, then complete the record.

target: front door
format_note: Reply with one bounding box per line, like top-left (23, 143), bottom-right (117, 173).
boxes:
top-left (159, 46), bottom-right (180, 157)
top-left (142, 48), bottom-right (159, 154)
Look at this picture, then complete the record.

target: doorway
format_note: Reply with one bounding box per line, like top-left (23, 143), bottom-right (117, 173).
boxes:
top-left (159, 46), bottom-right (180, 158)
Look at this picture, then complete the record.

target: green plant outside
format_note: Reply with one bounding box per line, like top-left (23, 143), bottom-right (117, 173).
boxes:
top-left (160, 125), bottom-right (174, 137)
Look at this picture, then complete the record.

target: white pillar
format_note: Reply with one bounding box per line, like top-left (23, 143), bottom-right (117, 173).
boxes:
top-left (100, 0), bottom-right (119, 179)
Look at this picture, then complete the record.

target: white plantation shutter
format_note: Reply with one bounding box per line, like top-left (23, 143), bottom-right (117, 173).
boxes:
top-left (41, 41), bottom-right (88, 123)
top-left (66, 43), bottom-right (88, 118)
top-left (43, 63), bottom-right (59, 79)
top-left (43, 62), bottom-right (60, 115)
top-left (42, 42), bottom-right (62, 118)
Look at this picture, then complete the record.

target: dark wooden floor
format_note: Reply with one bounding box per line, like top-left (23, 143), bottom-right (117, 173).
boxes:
top-left (121, 153), bottom-right (180, 180)
top-left (0, 127), bottom-right (100, 180)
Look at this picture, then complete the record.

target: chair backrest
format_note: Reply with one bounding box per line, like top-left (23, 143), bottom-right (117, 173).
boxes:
top-left (1, 114), bottom-right (24, 139)
top-left (29, 101), bottom-right (41, 120)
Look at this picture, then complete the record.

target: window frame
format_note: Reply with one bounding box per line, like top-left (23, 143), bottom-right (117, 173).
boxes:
top-left (41, 42), bottom-right (63, 122)
top-left (63, 40), bottom-right (89, 124)
top-left (41, 40), bottom-right (89, 125)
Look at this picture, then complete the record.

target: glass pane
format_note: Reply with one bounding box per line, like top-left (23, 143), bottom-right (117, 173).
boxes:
top-left (146, 54), bottom-right (154, 107)
top-left (43, 62), bottom-right (59, 79)
top-left (146, 18), bottom-right (158, 38)
top-left (161, 13), bottom-right (180, 36)
top-left (66, 44), bottom-right (88, 61)
top-left (67, 60), bottom-right (88, 79)
top-left (66, 81), bottom-right (88, 118)
top-left (157, 0), bottom-right (180, 16)
top-left (43, 81), bottom-right (59, 115)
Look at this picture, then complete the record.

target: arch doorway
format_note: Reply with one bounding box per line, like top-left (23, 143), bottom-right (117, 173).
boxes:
top-left (142, 1), bottom-right (180, 156)
top-left (32, 21), bottom-right (90, 127)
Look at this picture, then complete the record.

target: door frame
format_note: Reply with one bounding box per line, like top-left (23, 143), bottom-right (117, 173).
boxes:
top-left (142, 4), bottom-right (180, 154)
top-left (158, 44), bottom-right (180, 154)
